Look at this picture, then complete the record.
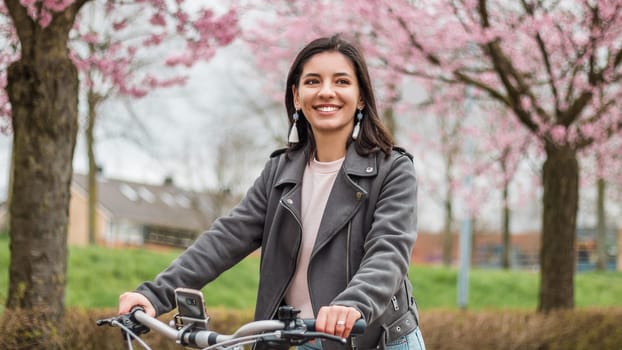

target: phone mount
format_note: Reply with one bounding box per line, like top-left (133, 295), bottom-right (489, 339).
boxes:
top-left (173, 288), bottom-right (210, 331)
top-left (173, 313), bottom-right (210, 331)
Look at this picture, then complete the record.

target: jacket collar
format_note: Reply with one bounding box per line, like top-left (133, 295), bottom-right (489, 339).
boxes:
top-left (274, 143), bottom-right (377, 188)
top-left (343, 143), bottom-right (378, 177)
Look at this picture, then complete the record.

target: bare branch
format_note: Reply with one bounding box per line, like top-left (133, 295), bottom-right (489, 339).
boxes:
top-left (477, 0), bottom-right (544, 133)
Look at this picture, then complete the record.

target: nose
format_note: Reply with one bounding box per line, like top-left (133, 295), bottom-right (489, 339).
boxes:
top-left (318, 81), bottom-right (336, 98)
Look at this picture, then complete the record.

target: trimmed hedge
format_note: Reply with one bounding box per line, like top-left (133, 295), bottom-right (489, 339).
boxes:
top-left (0, 307), bottom-right (254, 350)
top-left (1, 307), bottom-right (621, 349)
top-left (421, 308), bottom-right (622, 350)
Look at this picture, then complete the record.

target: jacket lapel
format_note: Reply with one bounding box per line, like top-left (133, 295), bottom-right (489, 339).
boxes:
top-left (274, 148), bottom-right (308, 223)
top-left (313, 146), bottom-right (378, 253)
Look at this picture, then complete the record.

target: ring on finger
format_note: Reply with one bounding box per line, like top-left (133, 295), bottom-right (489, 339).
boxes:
top-left (336, 320), bottom-right (346, 326)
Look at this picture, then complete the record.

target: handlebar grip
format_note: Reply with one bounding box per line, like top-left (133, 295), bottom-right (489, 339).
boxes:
top-left (302, 319), bottom-right (366, 335)
top-left (130, 306), bottom-right (146, 314)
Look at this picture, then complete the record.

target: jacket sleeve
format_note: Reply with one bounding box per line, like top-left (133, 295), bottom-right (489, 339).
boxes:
top-left (135, 157), bottom-right (276, 316)
top-left (331, 153), bottom-right (417, 323)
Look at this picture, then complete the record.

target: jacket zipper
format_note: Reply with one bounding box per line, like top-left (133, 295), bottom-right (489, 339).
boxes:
top-left (269, 198), bottom-right (303, 320)
top-left (346, 221), bottom-right (352, 282)
top-left (346, 221), bottom-right (357, 350)
top-left (391, 295), bottom-right (400, 311)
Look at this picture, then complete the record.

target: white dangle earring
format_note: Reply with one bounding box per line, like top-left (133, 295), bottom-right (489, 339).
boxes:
top-left (352, 108), bottom-right (363, 140)
top-left (288, 110), bottom-right (300, 144)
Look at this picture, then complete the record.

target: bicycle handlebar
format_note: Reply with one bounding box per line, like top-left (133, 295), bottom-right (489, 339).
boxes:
top-left (300, 318), bottom-right (367, 334)
top-left (97, 306), bottom-right (367, 349)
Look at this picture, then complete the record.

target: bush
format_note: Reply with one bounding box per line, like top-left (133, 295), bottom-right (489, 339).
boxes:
top-left (0, 307), bottom-right (254, 350)
top-left (421, 307), bottom-right (622, 350)
top-left (1, 307), bottom-right (620, 349)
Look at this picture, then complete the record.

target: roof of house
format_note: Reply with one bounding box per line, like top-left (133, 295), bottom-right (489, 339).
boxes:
top-left (72, 173), bottom-right (231, 233)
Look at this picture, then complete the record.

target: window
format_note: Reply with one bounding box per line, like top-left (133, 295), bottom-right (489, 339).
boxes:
top-left (120, 184), bottom-right (138, 201)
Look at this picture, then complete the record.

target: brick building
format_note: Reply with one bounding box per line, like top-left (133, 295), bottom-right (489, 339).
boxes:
top-left (412, 229), bottom-right (620, 271)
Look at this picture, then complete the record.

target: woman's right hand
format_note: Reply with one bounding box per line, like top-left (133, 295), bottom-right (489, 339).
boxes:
top-left (118, 291), bottom-right (156, 317)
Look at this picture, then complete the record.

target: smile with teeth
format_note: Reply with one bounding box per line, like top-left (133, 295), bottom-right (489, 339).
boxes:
top-left (315, 105), bottom-right (341, 112)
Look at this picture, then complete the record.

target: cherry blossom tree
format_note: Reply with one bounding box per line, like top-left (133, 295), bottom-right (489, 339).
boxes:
top-left (244, 0), bottom-right (622, 312)
top-left (71, 1), bottom-right (237, 244)
top-left (0, 1), bottom-right (237, 346)
top-left (464, 103), bottom-right (537, 269)
top-left (414, 91), bottom-right (467, 267)
top-left (414, 90), bottom-right (537, 269)
top-left (378, 2), bottom-right (622, 312)
top-left (2, 2), bottom-right (88, 347)
top-left (579, 130), bottom-right (622, 270)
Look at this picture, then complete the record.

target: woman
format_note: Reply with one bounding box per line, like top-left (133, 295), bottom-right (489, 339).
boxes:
top-left (118, 34), bottom-right (425, 350)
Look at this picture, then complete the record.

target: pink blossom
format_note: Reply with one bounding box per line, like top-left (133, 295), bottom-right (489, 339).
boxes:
top-left (43, 0), bottom-right (75, 12)
top-left (550, 125), bottom-right (567, 144)
top-left (38, 10), bottom-right (52, 27)
top-left (164, 52), bottom-right (194, 67)
top-left (174, 10), bottom-right (189, 27)
top-left (81, 32), bottom-right (99, 44)
top-left (112, 20), bottom-right (128, 31)
top-left (149, 13), bottom-right (166, 27)
top-left (19, 0), bottom-right (36, 6)
top-left (142, 33), bottom-right (166, 46)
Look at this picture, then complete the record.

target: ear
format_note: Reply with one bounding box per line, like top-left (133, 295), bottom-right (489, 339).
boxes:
top-left (292, 84), bottom-right (300, 110)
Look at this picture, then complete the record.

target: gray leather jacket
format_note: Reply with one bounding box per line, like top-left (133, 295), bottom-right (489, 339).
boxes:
top-left (137, 144), bottom-right (419, 349)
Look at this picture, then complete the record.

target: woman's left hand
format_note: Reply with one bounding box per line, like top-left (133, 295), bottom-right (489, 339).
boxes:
top-left (315, 305), bottom-right (362, 339)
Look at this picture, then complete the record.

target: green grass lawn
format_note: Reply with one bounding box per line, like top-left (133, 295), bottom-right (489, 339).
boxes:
top-left (1, 232), bottom-right (621, 311)
top-left (62, 243), bottom-right (259, 310)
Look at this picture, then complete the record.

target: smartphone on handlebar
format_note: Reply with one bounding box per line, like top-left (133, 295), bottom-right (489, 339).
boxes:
top-left (174, 288), bottom-right (209, 330)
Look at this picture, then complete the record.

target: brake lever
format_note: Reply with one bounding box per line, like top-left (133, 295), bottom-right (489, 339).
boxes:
top-left (96, 317), bottom-right (118, 327)
top-left (96, 310), bottom-right (150, 340)
top-left (281, 330), bottom-right (346, 345)
top-left (305, 332), bottom-right (347, 344)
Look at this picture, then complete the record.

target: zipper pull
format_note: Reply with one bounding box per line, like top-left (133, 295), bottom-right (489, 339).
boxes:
top-left (351, 336), bottom-right (357, 350)
top-left (391, 296), bottom-right (399, 311)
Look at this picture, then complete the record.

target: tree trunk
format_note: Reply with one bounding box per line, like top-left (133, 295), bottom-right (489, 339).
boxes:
top-left (381, 83), bottom-right (399, 138)
top-left (383, 103), bottom-right (396, 138)
top-left (442, 170), bottom-right (454, 266)
top-left (86, 88), bottom-right (100, 244)
top-left (499, 148), bottom-right (512, 269)
top-left (4, 1), bottom-right (85, 347)
top-left (501, 183), bottom-right (511, 269)
top-left (538, 143), bottom-right (578, 312)
top-left (595, 178), bottom-right (607, 271)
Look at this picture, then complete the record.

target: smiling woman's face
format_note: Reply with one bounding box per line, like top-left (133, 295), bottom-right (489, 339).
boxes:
top-left (293, 51), bottom-right (363, 142)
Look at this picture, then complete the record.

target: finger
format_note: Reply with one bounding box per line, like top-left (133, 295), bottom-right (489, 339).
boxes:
top-left (118, 292), bottom-right (134, 314)
top-left (334, 309), bottom-right (350, 338)
top-left (321, 305), bottom-right (350, 338)
top-left (320, 306), bottom-right (342, 335)
top-left (118, 292), bottom-right (155, 316)
top-left (342, 308), bottom-right (361, 338)
top-left (315, 306), bottom-right (329, 334)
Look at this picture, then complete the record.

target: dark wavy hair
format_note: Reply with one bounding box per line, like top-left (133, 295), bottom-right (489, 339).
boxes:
top-left (284, 34), bottom-right (393, 158)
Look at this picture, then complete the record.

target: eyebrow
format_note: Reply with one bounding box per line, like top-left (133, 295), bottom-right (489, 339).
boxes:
top-left (302, 72), bottom-right (353, 79)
